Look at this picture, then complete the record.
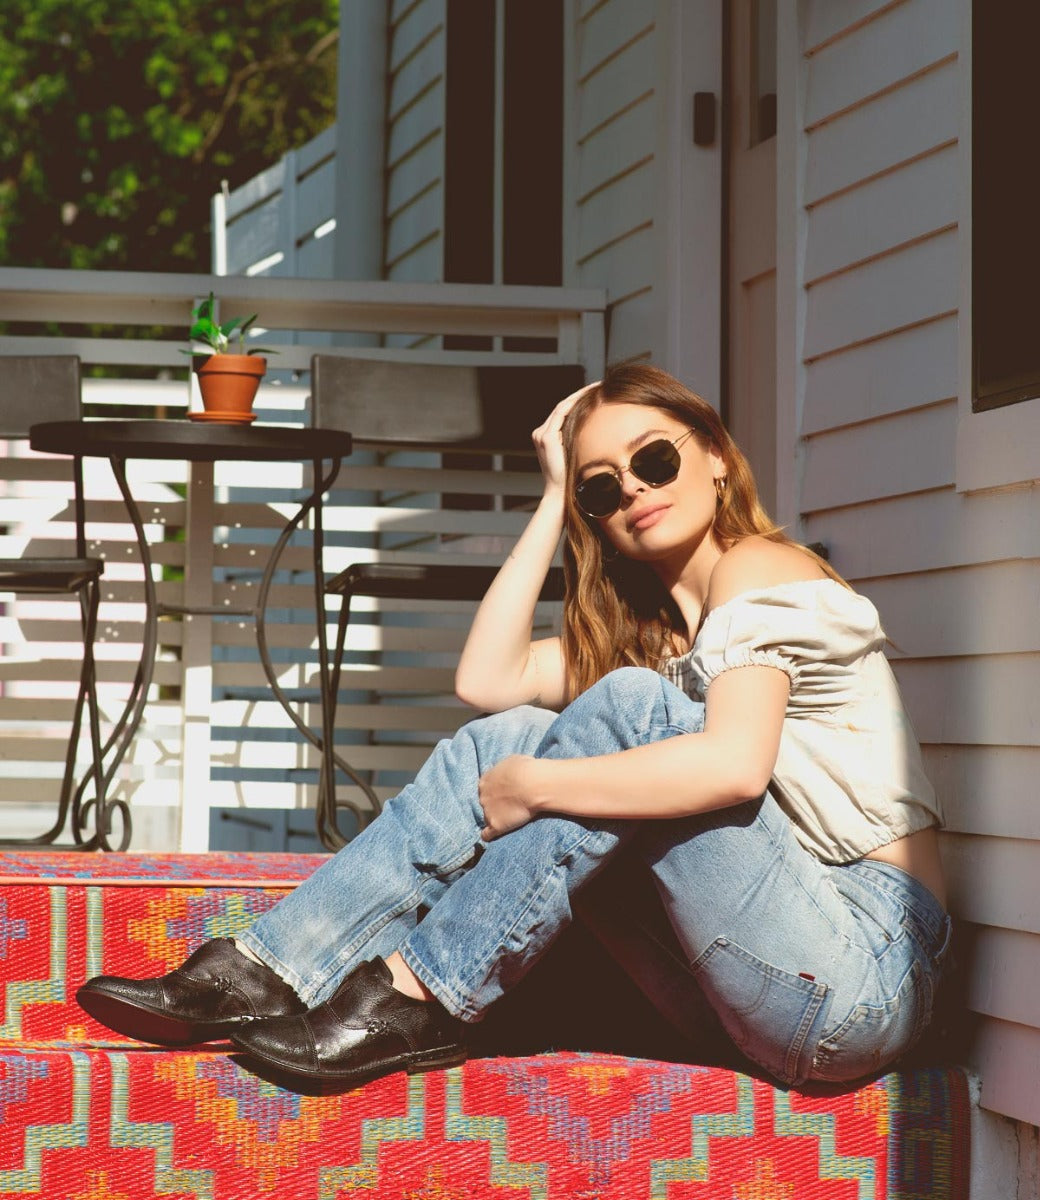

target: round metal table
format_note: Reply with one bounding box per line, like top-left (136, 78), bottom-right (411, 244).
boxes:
top-left (30, 419), bottom-right (358, 851)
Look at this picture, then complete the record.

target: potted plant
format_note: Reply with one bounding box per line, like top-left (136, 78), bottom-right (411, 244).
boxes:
top-left (185, 292), bottom-right (270, 422)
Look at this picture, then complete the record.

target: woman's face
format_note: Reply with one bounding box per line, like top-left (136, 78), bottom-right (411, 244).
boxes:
top-left (571, 401), bottom-right (725, 567)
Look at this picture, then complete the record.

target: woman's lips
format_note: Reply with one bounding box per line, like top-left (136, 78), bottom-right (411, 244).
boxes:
top-left (627, 504), bottom-right (669, 532)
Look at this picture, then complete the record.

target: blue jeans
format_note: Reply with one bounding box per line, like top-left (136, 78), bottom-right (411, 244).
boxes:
top-left (240, 667), bottom-right (950, 1086)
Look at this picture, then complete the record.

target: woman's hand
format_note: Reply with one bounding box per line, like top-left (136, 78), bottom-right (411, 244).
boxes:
top-left (531, 382), bottom-right (599, 496)
top-left (478, 755), bottom-right (546, 841)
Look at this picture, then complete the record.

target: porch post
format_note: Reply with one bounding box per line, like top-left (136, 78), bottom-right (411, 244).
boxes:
top-left (334, 1), bottom-right (388, 289)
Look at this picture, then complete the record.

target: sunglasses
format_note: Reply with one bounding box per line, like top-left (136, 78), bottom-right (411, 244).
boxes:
top-left (574, 429), bottom-right (698, 518)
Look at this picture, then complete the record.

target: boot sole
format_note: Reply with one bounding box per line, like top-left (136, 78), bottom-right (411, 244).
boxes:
top-left (231, 1042), bottom-right (468, 1094)
top-left (76, 989), bottom-right (240, 1047)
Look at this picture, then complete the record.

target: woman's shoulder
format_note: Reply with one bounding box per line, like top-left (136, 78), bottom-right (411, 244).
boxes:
top-left (689, 540), bottom-right (883, 675)
top-left (705, 536), bottom-right (829, 612)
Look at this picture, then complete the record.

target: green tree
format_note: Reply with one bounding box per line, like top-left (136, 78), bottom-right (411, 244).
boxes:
top-left (0, 0), bottom-right (338, 271)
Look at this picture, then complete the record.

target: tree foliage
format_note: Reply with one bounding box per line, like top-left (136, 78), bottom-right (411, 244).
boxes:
top-left (0, 0), bottom-right (338, 271)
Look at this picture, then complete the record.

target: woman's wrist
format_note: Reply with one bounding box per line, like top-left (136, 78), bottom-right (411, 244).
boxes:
top-left (538, 484), bottom-right (567, 514)
top-left (525, 756), bottom-right (561, 815)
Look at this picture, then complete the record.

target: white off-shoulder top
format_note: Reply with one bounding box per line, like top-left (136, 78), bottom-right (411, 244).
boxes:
top-left (659, 579), bottom-right (941, 864)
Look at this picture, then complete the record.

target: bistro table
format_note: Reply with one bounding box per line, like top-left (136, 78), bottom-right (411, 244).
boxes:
top-left (29, 419), bottom-right (359, 852)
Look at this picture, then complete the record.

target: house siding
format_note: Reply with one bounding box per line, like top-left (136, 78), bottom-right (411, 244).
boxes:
top-left (794, 0), bottom-right (1040, 1127)
top-left (384, 0), bottom-right (446, 283)
top-left (567, 0), bottom-right (662, 362)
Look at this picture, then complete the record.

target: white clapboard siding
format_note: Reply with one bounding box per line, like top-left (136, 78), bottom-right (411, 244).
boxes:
top-left (858, 562), bottom-right (1040, 658)
top-left (922, 746), bottom-right (1040, 840)
top-left (803, 0), bottom-right (958, 127)
top-left (805, 145), bottom-right (959, 286)
top-left (803, 229), bottom-right (958, 361)
top-left (385, 0), bottom-right (446, 286)
top-left (964, 926), bottom-right (1040, 1032)
top-left (943, 834), bottom-right (1040, 936)
top-left (570, 1), bottom-right (660, 361)
top-left (804, 485), bottom-right (1040, 581)
top-left (802, 314), bottom-right (957, 433)
top-left (794, 0), bottom-right (1040, 1128)
top-left (893, 656), bottom-right (1040, 749)
top-left (801, 399), bottom-right (955, 511)
top-left (803, 0), bottom-right (900, 52)
top-left (971, 1019), bottom-right (1040, 1129)
top-left (805, 59), bottom-right (958, 205)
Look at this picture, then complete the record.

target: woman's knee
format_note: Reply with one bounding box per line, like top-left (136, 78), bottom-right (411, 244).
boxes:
top-left (458, 704), bottom-right (556, 759)
top-left (576, 667), bottom-right (703, 733)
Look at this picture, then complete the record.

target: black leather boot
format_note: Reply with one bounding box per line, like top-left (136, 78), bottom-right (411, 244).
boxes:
top-left (230, 957), bottom-right (468, 1088)
top-left (76, 937), bottom-right (306, 1046)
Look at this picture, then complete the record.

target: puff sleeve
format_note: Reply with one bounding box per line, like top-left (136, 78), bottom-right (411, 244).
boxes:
top-left (690, 583), bottom-right (886, 712)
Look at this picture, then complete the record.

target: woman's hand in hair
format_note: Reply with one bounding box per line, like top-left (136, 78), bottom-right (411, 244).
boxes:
top-left (477, 754), bottom-right (546, 840)
top-left (531, 382), bottom-right (599, 496)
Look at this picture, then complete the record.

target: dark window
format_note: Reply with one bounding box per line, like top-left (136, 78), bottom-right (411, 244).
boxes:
top-left (444, 0), bottom-right (496, 294)
top-left (443, 0), bottom-right (562, 296)
top-left (442, 0), bottom-right (565, 507)
top-left (972, 2), bottom-right (1040, 411)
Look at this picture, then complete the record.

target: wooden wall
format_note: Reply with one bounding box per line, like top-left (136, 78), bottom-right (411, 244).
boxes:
top-left (566, 0), bottom-right (663, 363)
top-left (791, 0), bottom-right (1040, 1127)
top-left (385, 0), bottom-right (447, 283)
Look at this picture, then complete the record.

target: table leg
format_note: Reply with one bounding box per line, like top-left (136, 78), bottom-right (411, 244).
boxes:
top-left (67, 455), bottom-right (156, 850)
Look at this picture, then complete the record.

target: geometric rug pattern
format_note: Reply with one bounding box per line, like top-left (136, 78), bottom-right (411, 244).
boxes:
top-left (0, 853), bottom-right (970, 1198)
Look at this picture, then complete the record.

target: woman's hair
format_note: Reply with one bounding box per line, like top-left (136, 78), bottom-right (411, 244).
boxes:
top-left (559, 361), bottom-right (843, 701)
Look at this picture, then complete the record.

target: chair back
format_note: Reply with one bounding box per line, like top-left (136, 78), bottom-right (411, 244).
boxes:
top-left (0, 356), bottom-right (83, 437)
top-left (307, 355), bottom-right (583, 820)
top-left (310, 355), bottom-right (585, 451)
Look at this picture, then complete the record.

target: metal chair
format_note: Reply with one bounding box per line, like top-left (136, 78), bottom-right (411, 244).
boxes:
top-left (0, 356), bottom-right (118, 849)
top-left (310, 354), bottom-right (582, 849)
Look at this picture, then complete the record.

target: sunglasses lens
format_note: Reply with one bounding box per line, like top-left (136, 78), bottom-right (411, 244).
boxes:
top-left (631, 439), bottom-right (681, 485)
top-left (576, 473), bottom-right (621, 518)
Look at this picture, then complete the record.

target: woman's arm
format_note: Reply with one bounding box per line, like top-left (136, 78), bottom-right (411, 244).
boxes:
top-left (454, 385), bottom-right (595, 714)
top-left (477, 663), bottom-right (790, 837)
top-left (477, 536), bottom-right (822, 836)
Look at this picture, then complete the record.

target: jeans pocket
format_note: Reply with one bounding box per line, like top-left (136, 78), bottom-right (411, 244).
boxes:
top-left (690, 937), bottom-right (830, 1087)
top-left (810, 959), bottom-right (929, 1083)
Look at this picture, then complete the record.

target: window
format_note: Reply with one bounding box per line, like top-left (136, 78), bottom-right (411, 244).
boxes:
top-left (443, 0), bottom-right (563, 297)
top-left (972, 2), bottom-right (1040, 411)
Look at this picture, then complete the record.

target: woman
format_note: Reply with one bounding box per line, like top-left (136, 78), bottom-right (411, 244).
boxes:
top-left (77, 362), bottom-right (949, 1091)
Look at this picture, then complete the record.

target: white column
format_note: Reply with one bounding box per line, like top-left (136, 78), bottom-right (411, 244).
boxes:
top-left (178, 462), bottom-right (215, 851)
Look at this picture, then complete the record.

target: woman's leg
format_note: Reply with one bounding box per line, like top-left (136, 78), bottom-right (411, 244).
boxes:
top-left (388, 668), bottom-right (705, 1020)
top-left (230, 667), bottom-right (706, 1085)
top-left (246, 667), bottom-right (703, 1012)
top-left (600, 795), bottom-right (951, 1086)
top-left (76, 704), bottom-right (556, 1047)
top-left (239, 703), bottom-right (557, 1005)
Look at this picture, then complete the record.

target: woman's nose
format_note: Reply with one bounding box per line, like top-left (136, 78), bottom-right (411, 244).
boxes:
top-left (617, 464), bottom-right (645, 502)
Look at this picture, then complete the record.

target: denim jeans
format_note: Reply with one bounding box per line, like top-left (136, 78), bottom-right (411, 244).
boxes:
top-left (240, 666), bottom-right (950, 1087)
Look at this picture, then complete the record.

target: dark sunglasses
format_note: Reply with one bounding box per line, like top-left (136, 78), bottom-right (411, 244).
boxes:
top-left (575, 429), bottom-right (698, 518)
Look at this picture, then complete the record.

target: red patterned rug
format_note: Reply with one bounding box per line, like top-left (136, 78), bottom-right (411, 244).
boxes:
top-left (0, 852), bottom-right (971, 1198)
top-left (0, 1048), bottom-right (968, 1199)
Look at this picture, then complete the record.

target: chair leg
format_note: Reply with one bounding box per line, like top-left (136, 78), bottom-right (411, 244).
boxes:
top-left (0, 581), bottom-right (119, 850)
top-left (316, 592), bottom-right (353, 851)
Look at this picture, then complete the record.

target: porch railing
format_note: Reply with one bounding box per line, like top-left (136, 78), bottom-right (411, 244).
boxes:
top-left (0, 268), bottom-right (605, 852)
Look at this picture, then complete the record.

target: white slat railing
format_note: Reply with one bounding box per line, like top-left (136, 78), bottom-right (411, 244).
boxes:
top-left (0, 268), bottom-right (605, 851)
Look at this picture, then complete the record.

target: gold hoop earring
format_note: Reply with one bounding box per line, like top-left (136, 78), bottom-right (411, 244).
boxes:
top-left (714, 476), bottom-right (728, 502)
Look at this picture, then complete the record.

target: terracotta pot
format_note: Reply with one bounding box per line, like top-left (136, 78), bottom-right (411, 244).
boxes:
top-left (196, 354), bottom-right (266, 416)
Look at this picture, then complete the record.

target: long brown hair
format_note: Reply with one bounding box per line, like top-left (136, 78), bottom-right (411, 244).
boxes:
top-left (560, 362), bottom-right (842, 701)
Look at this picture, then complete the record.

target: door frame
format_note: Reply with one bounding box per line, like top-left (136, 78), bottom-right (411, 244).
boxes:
top-left (656, 0), bottom-right (724, 410)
